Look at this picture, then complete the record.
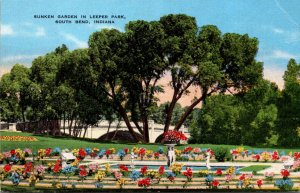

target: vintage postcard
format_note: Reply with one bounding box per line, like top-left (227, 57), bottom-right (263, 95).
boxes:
top-left (0, 0), bottom-right (299, 192)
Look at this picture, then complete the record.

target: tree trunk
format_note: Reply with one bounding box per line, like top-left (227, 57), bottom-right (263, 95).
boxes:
top-left (112, 118), bottom-right (121, 140)
top-left (141, 112), bottom-right (150, 143)
top-left (163, 98), bottom-right (177, 132)
top-left (174, 90), bottom-right (209, 131)
top-left (105, 121), bottom-right (112, 140)
top-left (63, 113), bottom-right (66, 135)
top-left (117, 103), bottom-right (140, 142)
top-left (132, 120), bottom-right (144, 135)
top-left (82, 125), bottom-right (88, 139)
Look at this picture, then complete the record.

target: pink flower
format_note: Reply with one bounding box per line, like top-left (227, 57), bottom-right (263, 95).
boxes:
top-left (114, 171), bottom-right (122, 179)
top-left (193, 148), bottom-right (201, 154)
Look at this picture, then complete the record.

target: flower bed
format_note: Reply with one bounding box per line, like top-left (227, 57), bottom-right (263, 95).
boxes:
top-left (0, 136), bottom-right (38, 141)
top-left (0, 162), bottom-right (299, 191)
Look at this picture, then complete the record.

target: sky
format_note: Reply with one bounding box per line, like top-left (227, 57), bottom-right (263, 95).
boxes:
top-left (1, 0), bottom-right (300, 90)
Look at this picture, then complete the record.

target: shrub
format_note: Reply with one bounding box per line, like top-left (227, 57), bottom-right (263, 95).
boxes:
top-left (212, 147), bottom-right (230, 162)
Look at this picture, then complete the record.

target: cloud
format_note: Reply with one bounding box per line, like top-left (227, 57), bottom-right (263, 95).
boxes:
top-left (88, 24), bottom-right (122, 31)
top-left (272, 50), bottom-right (298, 59)
top-left (258, 49), bottom-right (299, 61)
top-left (1, 23), bottom-right (46, 37)
top-left (1, 54), bottom-right (41, 64)
top-left (272, 28), bottom-right (284, 34)
top-left (271, 27), bottom-right (300, 43)
top-left (274, 0), bottom-right (300, 28)
top-left (1, 24), bottom-right (15, 36)
top-left (35, 27), bottom-right (46, 37)
top-left (62, 33), bottom-right (88, 48)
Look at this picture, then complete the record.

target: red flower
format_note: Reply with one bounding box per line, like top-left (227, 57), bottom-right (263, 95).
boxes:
top-left (140, 166), bottom-right (148, 175)
top-left (184, 146), bottom-right (193, 153)
top-left (79, 168), bottom-right (87, 177)
top-left (119, 164), bottom-right (128, 172)
top-left (168, 176), bottom-right (175, 182)
top-left (53, 163), bottom-right (61, 173)
top-left (239, 174), bottom-right (246, 181)
top-left (4, 164), bottom-right (11, 172)
top-left (24, 162), bottom-right (33, 173)
top-left (183, 167), bottom-right (193, 180)
top-left (253, 154), bottom-right (260, 161)
top-left (46, 148), bottom-right (52, 156)
top-left (231, 150), bottom-right (238, 155)
top-left (215, 168), bottom-right (222, 176)
top-left (280, 169), bottom-right (290, 178)
top-left (257, 179), bottom-right (263, 188)
top-left (162, 130), bottom-right (187, 142)
top-left (138, 148), bottom-right (146, 157)
top-left (272, 151), bottom-right (279, 161)
top-left (105, 149), bottom-right (111, 155)
top-left (78, 148), bottom-right (87, 158)
top-left (138, 178), bottom-right (151, 187)
top-left (90, 152), bottom-right (97, 158)
top-left (154, 152), bottom-right (160, 159)
top-left (206, 148), bottom-right (214, 156)
top-left (124, 148), bottom-right (129, 154)
top-left (10, 149), bottom-right (16, 155)
top-left (212, 180), bottom-right (220, 187)
top-left (158, 166), bottom-right (164, 175)
top-left (294, 152), bottom-right (300, 160)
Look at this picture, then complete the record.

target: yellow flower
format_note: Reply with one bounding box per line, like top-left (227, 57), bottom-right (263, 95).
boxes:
top-left (145, 150), bottom-right (153, 157)
top-left (198, 170), bottom-right (209, 176)
top-left (174, 149), bottom-right (182, 157)
top-left (104, 163), bottom-right (111, 174)
top-left (56, 183), bottom-right (62, 189)
top-left (170, 163), bottom-right (184, 173)
top-left (29, 173), bottom-right (39, 185)
top-left (16, 148), bottom-right (25, 160)
top-left (132, 147), bottom-right (139, 154)
top-left (109, 148), bottom-right (116, 154)
top-left (72, 149), bottom-right (79, 156)
top-left (47, 162), bottom-right (55, 168)
top-left (0, 153), bottom-right (4, 161)
top-left (243, 178), bottom-right (251, 187)
top-left (93, 148), bottom-right (99, 153)
top-left (95, 170), bottom-right (106, 181)
top-left (226, 166), bottom-right (235, 175)
top-left (70, 159), bottom-right (80, 166)
top-left (146, 170), bottom-right (159, 179)
top-left (116, 178), bottom-right (126, 187)
top-left (261, 152), bottom-right (270, 162)
top-left (38, 149), bottom-right (46, 158)
top-left (236, 147), bottom-right (244, 154)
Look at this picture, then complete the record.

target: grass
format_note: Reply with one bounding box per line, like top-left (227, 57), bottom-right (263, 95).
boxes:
top-left (1, 131), bottom-right (299, 153)
top-left (239, 165), bottom-right (271, 172)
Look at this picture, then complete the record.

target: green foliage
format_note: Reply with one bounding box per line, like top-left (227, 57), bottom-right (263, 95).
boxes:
top-left (276, 59), bottom-right (300, 147)
top-left (190, 79), bottom-right (282, 146)
top-left (211, 147), bottom-right (230, 162)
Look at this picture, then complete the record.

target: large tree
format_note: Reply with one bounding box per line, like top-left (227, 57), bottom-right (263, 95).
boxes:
top-left (160, 15), bottom-right (263, 132)
top-left (73, 14), bottom-right (263, 142)
top-left (277, 59), bottom-right (300, 146)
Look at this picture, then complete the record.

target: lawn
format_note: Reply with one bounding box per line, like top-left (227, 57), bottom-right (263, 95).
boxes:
top-left (0, 131), bottom-right (298, 153)
top-left (239, 165), bottom-right (271, 172)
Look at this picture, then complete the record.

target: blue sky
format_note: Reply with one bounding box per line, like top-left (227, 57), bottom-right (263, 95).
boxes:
top-left (1, 0), bottom-right (300, 88)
